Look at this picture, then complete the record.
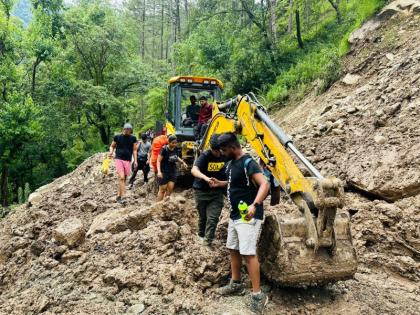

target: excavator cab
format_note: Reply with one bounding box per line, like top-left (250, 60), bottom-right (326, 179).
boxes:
top-left (163, 76), bottom-right (223, 170)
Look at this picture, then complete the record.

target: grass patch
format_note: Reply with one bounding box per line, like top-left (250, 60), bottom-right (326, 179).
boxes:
top-left (266, 0), bottom-right (387, 105)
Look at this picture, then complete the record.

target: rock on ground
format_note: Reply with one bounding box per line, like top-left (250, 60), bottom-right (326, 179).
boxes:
top-left (1, 4), bottom-right (420, 315)
top-left (53, 218), bottom-right (85, 247)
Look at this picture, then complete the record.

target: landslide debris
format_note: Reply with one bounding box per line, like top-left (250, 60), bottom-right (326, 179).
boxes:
top-left (0, 154), bottom-right (231, 314)
top-left (0, 5), bottom-right (419, 315)
top-left (274, 11), bottom-right (420, 202)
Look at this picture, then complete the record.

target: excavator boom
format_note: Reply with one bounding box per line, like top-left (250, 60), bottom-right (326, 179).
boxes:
top-left (201, 94), bottom-right (357, 286)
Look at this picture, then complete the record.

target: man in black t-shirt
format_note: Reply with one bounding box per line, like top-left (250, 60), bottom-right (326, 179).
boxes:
top-left (211, 132), bottom-right (269, 314)
top-left (109, 123), bottom-right (138, 204)
top-left (184, 95), bottom-right (200, 127)
top-left (191, 134), bottom-right (228, 246)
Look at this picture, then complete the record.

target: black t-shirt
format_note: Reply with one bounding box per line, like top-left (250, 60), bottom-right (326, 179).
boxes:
top-left (159, 145), bottom-right (178, 174)
top-left (226, 155), bottom-right (263, 220)
top-left (114, 134), bottom-right (137, 161)
top-left (193, 150), bottom-right (228, 191)
top-left (186, 104), bottom-right (200, 121)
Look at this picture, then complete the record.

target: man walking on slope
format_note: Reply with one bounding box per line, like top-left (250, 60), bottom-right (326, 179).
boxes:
top-left (109, 123), bottom-right (138, 204)
top-left (191, 134), bottom-right (228, 246)
top-left (211, 132), bottom-right (270, 314)
top-left (129, 133), bottom-right (151, 189)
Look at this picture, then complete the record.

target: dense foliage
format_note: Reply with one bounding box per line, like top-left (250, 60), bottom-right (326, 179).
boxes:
top-left (1, 0), bottom-right (386, 207)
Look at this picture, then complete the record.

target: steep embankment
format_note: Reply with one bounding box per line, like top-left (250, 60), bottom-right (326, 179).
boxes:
top-left (0, 3), bottom-right (419, 315)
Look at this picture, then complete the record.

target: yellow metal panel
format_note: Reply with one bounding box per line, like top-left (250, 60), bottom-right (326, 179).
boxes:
top-left (201, 97), bottom-right (315, 198)
top-left (168, 76), bottom-right (224, 89)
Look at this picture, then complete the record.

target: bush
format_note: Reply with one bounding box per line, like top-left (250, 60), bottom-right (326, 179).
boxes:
top-left (266, 0), bottom-right (386, 104)
top-left (267, 47), bottom-right (340, 104)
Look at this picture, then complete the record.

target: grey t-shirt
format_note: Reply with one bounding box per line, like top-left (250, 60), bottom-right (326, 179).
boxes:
top-left (137, 141), bottom-right (151, 159)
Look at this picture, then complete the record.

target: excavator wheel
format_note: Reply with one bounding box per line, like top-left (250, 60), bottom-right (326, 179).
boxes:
top-left (258, 210), bottom-right (357, 287)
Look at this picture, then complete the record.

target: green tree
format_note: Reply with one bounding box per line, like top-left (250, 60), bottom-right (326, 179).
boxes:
top-left (0, 97), bottom-right (43, 206)
top-left (63, 1), bottom-right (157, 144)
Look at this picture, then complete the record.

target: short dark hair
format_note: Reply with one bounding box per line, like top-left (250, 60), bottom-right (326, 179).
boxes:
top-left (218, 132), bottom-right (241, 149)
top-left (141, 133), bottom-right (147, 140)
top-left (209, 134), bottom-right (220, 150)
top-left (190, 95), bottom-right (196, 102)
top-left (168, 135), bottom-right (177, 142)
top-left (199, 96), bottom-right (207, 101)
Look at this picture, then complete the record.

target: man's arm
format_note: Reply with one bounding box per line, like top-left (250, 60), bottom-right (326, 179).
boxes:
top-left (109, 141), bottom-right (117, 158)
top-left (147, 146), bottom-right (152, 164)
top-left (133, 142), bottom-right (138, 166)
top-left (177, 156), bottom-right (188, 168)
top-left (209, 179), bottom-right (228, 188)
top-left (157, 154), bottom-right (163, 178)
top-left (245, 172), bottom-right (269, 220)
top-left (191, 166), bottom-right (212, 183)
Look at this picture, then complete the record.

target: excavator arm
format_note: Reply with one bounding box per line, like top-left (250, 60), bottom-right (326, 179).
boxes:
top-left (200, 94), bottom-right (357, 285)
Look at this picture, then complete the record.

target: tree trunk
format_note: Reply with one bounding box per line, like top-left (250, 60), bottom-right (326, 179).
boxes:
top-left (269, 0), bottom-right (277, 42)
top-left (160, 0), bottom-right (164, 59)
top-left (184, 0), bottom-right (189, 35)
top-left (99, 125), bottom-right (110, 145)
top-left (304, 0), bottom-right (311, 28)
top-left (151, 1), bottom-right (156, 56)
top-left (1, 82), bottom-right (7, 102)
top-left (296, 9), bottom-right (304, 49)
top-left (288, 0), bottom-right (293, 34)
top-left (1, 164), bottom-right (8, 207)
top-left (141, 0), bottom-right (146, 58)
top-left (176, 0), bottom-right (181, 39)
top-left (31, 58), bottom-right (41, 96)
top-left (327, 0), bottom-right (342, 23)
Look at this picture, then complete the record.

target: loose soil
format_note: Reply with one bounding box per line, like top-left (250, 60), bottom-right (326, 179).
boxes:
top-left (1, 7), bottom-right (419, 315)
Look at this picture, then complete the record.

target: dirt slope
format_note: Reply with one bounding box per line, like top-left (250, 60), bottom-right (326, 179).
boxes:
top-left (1, 6), bottom-right (419, 315)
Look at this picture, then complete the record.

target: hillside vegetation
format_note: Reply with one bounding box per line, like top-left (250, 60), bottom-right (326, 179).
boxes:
top-left (1, 0), bottom-right (387, 208)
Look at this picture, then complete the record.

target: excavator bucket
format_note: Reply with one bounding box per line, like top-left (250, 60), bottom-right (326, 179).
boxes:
top-left (259, 211), bottom-right (357, 286)
top-left (258, 178), bottom-right (357, 286)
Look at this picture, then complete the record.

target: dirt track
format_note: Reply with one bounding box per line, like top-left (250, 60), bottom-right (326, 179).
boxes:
top-left (0, 7), bottom-right (419, 315)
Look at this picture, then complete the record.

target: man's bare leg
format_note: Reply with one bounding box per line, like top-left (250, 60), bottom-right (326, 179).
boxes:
top-left (244, 255), bottom-right (260, 292)
top-left (118, 176), bottom-right (126, 198)
top-left (230, 249), bottom-right (242, 281)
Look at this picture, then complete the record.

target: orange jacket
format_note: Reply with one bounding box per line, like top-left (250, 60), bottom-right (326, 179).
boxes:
top-left (150, 135), bottom-right (168, 171)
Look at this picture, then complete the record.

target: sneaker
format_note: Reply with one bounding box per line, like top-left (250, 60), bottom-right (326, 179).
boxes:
top-left (128, 184), bottom-right (134, 190)
top-left (118, 197), bottom-right (127, 205)
top-left (116, 196), bottom-right (121, 202)
top-left (216, 279), bottom-right (245, 296)
top-left (203, 238), bottom-right (213, 247)
top-left (250, 292), bottom-right (269, 314)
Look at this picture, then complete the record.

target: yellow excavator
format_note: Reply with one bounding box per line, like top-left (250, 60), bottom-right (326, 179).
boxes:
top-left (162, 76), bottom-right (357, 286)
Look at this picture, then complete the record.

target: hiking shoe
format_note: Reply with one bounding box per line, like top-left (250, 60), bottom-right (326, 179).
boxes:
top-left (117, 197), bottom-right (126, 205)
top-left (216, 279), bottom-right (245, 296)
top-left (128, 184), bottom-right (134, 190)
top-left (116, 196), bottom-right (121, 202)
top-left (203, 238), bottom-right (213, 247)
top-left (250, 292), bottom-right (269, 314)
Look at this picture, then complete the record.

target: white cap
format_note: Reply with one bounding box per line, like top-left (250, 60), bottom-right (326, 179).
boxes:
top-left (123, 123), bottom-right (133, 130)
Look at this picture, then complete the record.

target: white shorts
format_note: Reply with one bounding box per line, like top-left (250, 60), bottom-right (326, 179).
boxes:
top-left (226, 218), bottom-right (263, 256)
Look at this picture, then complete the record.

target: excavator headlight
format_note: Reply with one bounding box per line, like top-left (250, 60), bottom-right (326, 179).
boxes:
top-left (203, 80), bottom-right (209, 84)
top-left (187, 79), bottom-right (193, 83)
top-left (210, 81), bottom-right (216, 85)
top-left (180, 78), bottom-right (186, 82)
